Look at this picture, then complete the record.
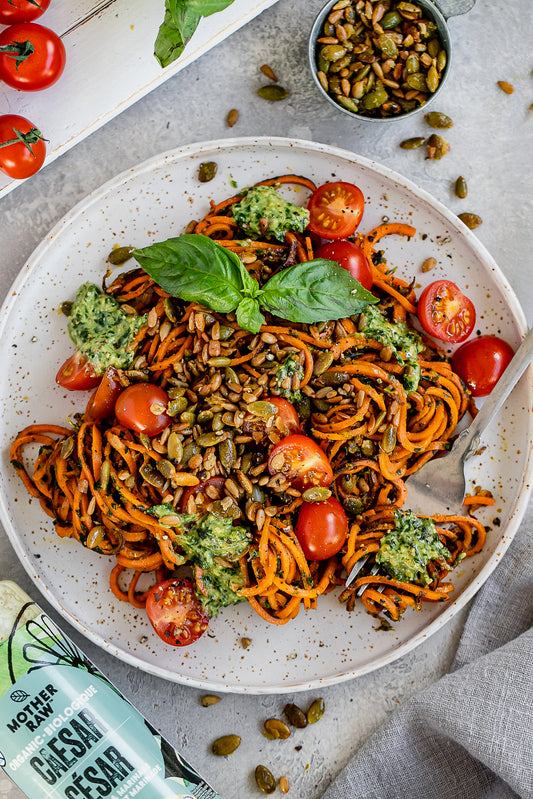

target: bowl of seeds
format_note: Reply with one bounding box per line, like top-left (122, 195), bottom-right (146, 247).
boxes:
top-left (308, 0), bottom-right (452, 121)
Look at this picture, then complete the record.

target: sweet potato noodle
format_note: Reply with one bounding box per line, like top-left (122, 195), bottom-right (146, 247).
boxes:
top-left (11, 174), bottom-right (488, 627)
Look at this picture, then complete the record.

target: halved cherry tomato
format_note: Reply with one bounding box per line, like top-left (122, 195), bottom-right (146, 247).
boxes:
top-left (145, 578), bottom-right (209, 647)
top-left (307, 181), bottom-right (365, 240)
top-left (180, 476), bottom-right (227, 512)
top-left (295, 497), bottom-right (348, 561)
top-left (315, 239), bottom-right (373, 290)
top-left (0, 22), bottom-right (66, 91)
top-left (451, 335), bottom-right (514, 397)
top-left (417, 280), bottom-right (476, 343)
top-left (268, 434), bottom-right (333, 489)
top-left (0, 114), bottom-right (46, 179)
top-left (115, 383), bottom-right (172, 436)
top-left (243, 396), bottom-right (301, 441)
top-left (85, 367), bottom-right (122, 421)
top-left (0, 0), bottom-right (51, 24)
top-left (56, 352), bottom-right (100, 391)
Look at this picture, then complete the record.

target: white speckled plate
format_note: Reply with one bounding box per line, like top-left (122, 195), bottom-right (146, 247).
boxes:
top-left (0, 137), bottom-right (531, 693)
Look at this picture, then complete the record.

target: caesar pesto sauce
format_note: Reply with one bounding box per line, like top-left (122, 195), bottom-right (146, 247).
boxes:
top-left (360, 304), bottom-right (424, 391)
top-left (67, 283), bottom-right (147, 374)
top-left (149, 507), bottom-right (251, 616)
top-left (232, 185), bottom-right (310, 242)
top-left (376, 509), bottom-right (450, 585)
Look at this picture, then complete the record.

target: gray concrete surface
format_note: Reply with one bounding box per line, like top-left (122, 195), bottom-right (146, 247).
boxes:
top-left (1, 0), bottom-right (532, 796)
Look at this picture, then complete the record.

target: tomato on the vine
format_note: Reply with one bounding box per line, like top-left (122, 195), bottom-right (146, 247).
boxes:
top-left (268, 434), bottom-right (333, 489)
top-left (417, 280), bottom-right (476, 343)
top-left (0, 22), bottom-right (66, 91)
top-left (451, 335), bottom-right (514, 397)
top-left (145, 578), bottom-right (209, 647)
top-left (0, 114), bottom-right (46, 178)
top-left (295, 497), bottom-right (348, 561)
top-left (315, 239), bottom-right (373, 290)
top-left (0, 0), bottom-right (51, 24)
top-left (307, 181), bottom-right (365, 240)
top-left (84, 367), bottom-right (122, 421)
top-left (115, 383), bottom-right (172, 436)
top-left (56, 352), bottom-right (100, 391)
top-left (243, 396), bottom-right (301, 440)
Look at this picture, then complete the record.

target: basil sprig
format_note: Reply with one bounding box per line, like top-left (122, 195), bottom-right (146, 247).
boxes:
top-left (155, 0), bottom-right (235, 68)
top-left (133, 234), bottom-right (377, 334)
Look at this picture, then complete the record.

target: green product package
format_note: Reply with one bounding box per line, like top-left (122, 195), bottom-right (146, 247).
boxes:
top-left (0, 581), bottom-right (222, 799)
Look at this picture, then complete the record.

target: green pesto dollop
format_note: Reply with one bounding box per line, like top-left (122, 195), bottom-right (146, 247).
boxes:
top-left (232, 185), bottom-right (310, 242)
top-left (360, 304), bottom-right (424, 391)
top-left (275, 352), bottom-right (304, 402)
top-left (67, 283), bottom-right (147, 375)
top-left (376, 509), bottom-right (450, 586)
top-left (149, 507), bottom-right (251, 616)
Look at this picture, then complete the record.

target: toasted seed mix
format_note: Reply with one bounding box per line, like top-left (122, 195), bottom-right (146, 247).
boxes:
top-left (313, 0), bottom-right (448, 118)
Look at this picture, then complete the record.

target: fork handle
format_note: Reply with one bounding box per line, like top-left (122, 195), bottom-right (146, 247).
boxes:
top-left (456, 326), bottom-right (533, 462)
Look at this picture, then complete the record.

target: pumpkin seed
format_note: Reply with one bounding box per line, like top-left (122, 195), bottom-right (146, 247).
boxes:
top-left (60, 300), bottom-right (73, 316)
top-left (307, 697), bottom-right (325, 724)
top-left (426, 133), bottom-right (450, 160)
top-left (302, 486), bottom-right (332, 503)
top-left (264, 718), bottom-right (291, 739)
top-left (219, 438), bottom-right (237, 470)
top-left (226, 108), bottom-right (239, 127)
top-left (86, 526), bottom-right (105, 550)
top-left (255, 765), bottom-right (276, 794)
top-left (108, 246), bottom-right (134, 265)
top-left (211, 734), bottom-right (241, 756)
top-left (279, 775), bottom-right (290, 794)
top-left (201, 695), bottom-right (221, 707)
top-left (381, 10), bottom-right (401, 28)
top-left (421, 257), bottom-right (437, 272)
top-left (381, 424), bottom-right (397, 454)
top-left (400, 136), bottom-right (426, 149)
top-left (458, 212), bottom-right (482, 230)
top-left (167, 396), bottom-right (188, 416)
top-left (284, 703), bottom-right (308, 728)
top-left (247, 400), bottom-right (277, 419)
top-left (424, 111), bottom-right (453, 128)
top-left (198, 161), bottom-right (217, 182)
top-left (455, 176), bottom-right (468, 199)
top-left (140, 462), bottom-right (167, 489)
top-left (257, 85), bottom-right (289, 101)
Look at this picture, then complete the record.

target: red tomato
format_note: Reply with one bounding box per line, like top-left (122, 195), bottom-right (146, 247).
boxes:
top-left (295, 497), bottom-right (348, 561)
top-left (85, 367), bottom-right (122, 421)
top-left (0, 0), bottom-right (51, 24)
top-left (451, 335), bottom-right (514, 397)
top-left (115, 383), bottom-right (172, 436)
top-left (243, 396), bottom-right (301, 440)
top-left (307, 181), bottom-right (365, 240)
top-left (417, 280), bottom-right (476, 343)
top-left (0, 114), bottom-right (46, 178)
top-left (0, 22), bottom-right (66, 91)
top-left (56, 352), bottom-right (100, 391)
top-left (315, 239), bottom-right (373, 290)
top-left (145, 578), bottom-right (209, 647)
top-left (180, 476), bottom-right (227, 512)
top-left (268, 434), bottom-right (333, 489)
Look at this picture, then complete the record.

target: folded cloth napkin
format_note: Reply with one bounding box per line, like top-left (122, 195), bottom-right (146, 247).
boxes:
top-left (322, 513), bottom-right (533, 799)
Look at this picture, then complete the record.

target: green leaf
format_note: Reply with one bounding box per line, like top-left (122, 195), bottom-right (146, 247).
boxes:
top-left (261, 259), bottom-right (378, 324)
top-left (132, 234), bottom-right (248, 313)
top-left (236, 298), bottom-right (265, 333)
top-left (154, 0), bottom-right (200, 68)
top-left (185, 0), bottom-right (234, 14)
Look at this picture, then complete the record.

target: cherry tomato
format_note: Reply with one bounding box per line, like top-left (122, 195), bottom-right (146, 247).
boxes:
top-left (180, 476), bottom-right (227, 512)
top-left (0, 22), bottom-right (66, 91)
top-left (84, 367), bottom-right (122, 421)
top-left (315, 239), bottom-right (373, 290)
top-left (417, 280), bottom-right (476, 343)
top-left (295, 497), bottom-right (348, 561)
top-left (56, 352), bottom-right (100, 391)
top-left (451, 335), bottom-right (514, 397)
top-left (268, 434), bottom-right (333, 490)
top-left (115, 383), bottom-right (172, 436)
top-left (0, 114), bottom-right (46, 178)
top-left (0, 0), bottom-right (51, 24)
top-left (145, 578), bottom-right (209, 647)
top-left (307, 181), bottom-right (365, 240)
top-left (243, 396), bottom-right (301, 441)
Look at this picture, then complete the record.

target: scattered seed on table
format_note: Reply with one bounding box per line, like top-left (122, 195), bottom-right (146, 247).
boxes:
top-left (264, 718), bottom-right (291, 739)
top-left (198, 161), bottom-right (218, 182)
top-left (258, 85), bottom-right (289, 101)
top-left (227, 108), bottom-right (239, 127)
top-left (201, 695), bottom-right (222, 707)
top-left (307, 697), bottom-right (325, 724)
top-left (424, 111), bottom-right (454, 128)
top-left (421, 257), bottom-right (437, 272)
top-left (211, 734), bottom-right (241, 756)
top-left (260, 64), bottom-right (278, 82)
top-left (255, 765), bottom-right (276, 794)
top-left (400, 136), bottom-right (426, 150)
top-left (455, 176), bottom-right (468, 199)
top-left (458, 212), bottom-right (482, 229)
top-left (497, 80), bottom-right (514, 94)
top-left (279, 775), bottom-right (290, 793)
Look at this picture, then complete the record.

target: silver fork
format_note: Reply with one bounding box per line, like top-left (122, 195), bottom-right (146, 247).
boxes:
top-left (190, 783), bottom-right (218, 799)
top-left (345, 326), bottom-right (533, 588)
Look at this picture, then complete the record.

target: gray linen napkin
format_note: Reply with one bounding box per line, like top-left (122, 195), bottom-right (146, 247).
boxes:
top-left (322, 515), bottom-right (533, 799)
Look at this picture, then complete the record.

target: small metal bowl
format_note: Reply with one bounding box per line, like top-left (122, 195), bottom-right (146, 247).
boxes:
top-left (308, 0), bottom-right (465, 123)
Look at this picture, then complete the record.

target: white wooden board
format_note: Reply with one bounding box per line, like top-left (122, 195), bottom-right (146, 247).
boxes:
top-left (0, 0), bottom-right (280, 199)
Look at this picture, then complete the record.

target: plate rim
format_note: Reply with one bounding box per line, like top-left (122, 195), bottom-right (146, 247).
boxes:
top-left (1, 135), bottom-right (532, 693)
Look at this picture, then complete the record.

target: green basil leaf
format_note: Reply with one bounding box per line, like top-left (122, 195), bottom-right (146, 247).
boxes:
top-left (154, 0), bottom-right (200, 68)
top-left (261, 259), bottom-right (378, 324)
top-left (133, 234), bottom-right (247, 313)
top-left (236, 298), bottom-right (265, 334)
top-left (185, 0), bottom-right (234, 14)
